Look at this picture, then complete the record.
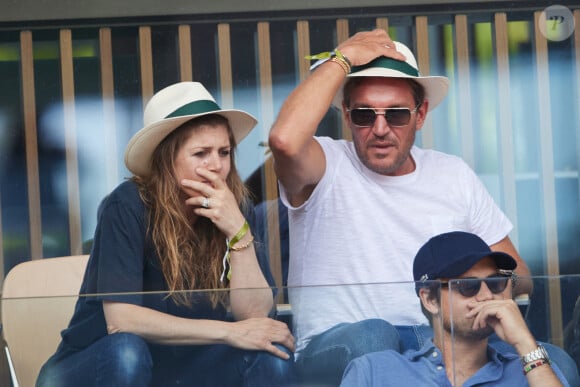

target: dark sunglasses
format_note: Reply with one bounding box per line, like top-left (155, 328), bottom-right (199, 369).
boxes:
top-left (441, 273), bottom-right (513, 298)
top-left (346, 104), bottom-right (420, 128)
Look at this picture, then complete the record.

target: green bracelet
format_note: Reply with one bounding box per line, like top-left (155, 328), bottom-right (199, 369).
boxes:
top-left (228, 220), bottom-right (249, 248)
top-left (305, 49), bottom-right (351, 65)
top-left (220, 220), bottom-right (250, 283)
top-left (333, 49), bottom-right (352, 67)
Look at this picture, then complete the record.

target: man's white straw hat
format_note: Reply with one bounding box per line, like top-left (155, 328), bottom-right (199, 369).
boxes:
top-left (124, 82), bottom-right (257, 177)
top-left (333, 41), bottom-right (449, 111)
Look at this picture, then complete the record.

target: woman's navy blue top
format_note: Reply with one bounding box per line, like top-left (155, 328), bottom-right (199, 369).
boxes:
top-left (59, 180), bottom-right (275, 352)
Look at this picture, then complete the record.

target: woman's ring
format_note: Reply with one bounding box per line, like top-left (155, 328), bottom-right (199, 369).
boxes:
top-left (202, 197), bottom-right (210, 209)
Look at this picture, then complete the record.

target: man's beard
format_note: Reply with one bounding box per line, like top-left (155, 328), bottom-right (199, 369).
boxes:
top-left (353, 125), bottom-right (416, 176)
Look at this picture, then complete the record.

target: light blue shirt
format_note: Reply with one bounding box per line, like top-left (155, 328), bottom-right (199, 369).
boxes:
top-left (340, 339), bottom-right (570, 387)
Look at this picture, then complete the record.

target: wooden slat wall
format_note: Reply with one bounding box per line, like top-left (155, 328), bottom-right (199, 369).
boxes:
top-left (217, 24), bottom-right (234, 109)
top-left (60, 29), bottom-right (83, 256)
top-left (256, 22), bottom-right (284, 296)
top-left (414, 16), bottom-right (433, 149)
top-left (178, 25), bottom-right (193, 82)
top-left (139, 26), bottom-right (154, 108)
top-left (336, 19), bottom-right (351, 141)
top-left (534, 11), bottom-right (563, 346)
top-left (493, 13), bottom-right (519, 246)
top-left (296, 21), bottom-right (311, 81)
top-left (21, 31), bottom-right (43, 261)
top-left (99, 28), bottom-right (119, 191)
top-left (454, 15), bottom-right (475, 167)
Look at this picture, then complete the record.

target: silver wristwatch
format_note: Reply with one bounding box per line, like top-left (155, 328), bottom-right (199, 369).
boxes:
top-left (521, 345), bottom-right (550, 366)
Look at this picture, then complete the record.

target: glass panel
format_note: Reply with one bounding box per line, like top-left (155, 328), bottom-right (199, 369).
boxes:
top-left (2, 281), bottom-right (444, 386)
top-left (3, 277), bottom-right (579, 385)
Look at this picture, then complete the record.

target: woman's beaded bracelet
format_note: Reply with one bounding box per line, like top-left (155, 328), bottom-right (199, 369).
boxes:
top-left (220, 220), bottom-right (251, 282)
top-left (230, 235), bottom-right (255, 251)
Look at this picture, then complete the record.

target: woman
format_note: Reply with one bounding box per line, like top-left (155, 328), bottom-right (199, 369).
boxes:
top-left (36, 82), bottom-right (295, 386)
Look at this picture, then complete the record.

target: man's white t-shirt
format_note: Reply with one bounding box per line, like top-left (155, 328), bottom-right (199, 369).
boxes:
top-left (279, 137), bottom-right (512, 352)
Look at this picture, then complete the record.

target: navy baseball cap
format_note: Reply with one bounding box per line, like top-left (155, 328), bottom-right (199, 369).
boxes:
top-left (413, 231), bottom-right (517, 285)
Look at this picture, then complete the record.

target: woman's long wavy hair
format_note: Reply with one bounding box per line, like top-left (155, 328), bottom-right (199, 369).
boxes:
top-left (133, 114), bottom-right (251, 308)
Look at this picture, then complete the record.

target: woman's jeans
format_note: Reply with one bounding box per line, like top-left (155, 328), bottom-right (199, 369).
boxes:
top-left (296, 319), bottom-right (580, 387)
top-left (36, 332), bottom-right (296, 387)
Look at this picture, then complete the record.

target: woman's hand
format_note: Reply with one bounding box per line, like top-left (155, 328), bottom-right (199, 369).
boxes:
top-left (226, 317), bottom-right (295, 359)
top-left (182, 168), bottom-right (245, 238)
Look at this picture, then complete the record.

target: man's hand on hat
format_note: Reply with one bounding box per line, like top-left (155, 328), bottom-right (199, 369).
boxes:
top-left (466, 299), bottom-right (536, 351)
top-left (337, 28), bottom-right (405, 67)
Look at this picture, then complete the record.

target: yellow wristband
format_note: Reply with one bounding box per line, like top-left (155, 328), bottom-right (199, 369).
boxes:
top-left (228, 220), bottom-right (249, 248)
top-left (333, 49), bottom-right (352, 68)
top-left (220, 220), bottom-right (251, 283)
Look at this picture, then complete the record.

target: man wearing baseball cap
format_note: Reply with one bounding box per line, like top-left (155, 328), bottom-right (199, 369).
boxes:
top-left (341, 231), bottom-right (569, 386)
top-left (268, 28), bottom-right (540, 384)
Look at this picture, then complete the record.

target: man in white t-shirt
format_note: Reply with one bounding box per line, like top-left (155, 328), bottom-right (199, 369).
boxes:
top-left (268, 29), bottom-right (577, 386)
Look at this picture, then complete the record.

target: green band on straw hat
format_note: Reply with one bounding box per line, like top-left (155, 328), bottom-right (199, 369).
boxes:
top-left (165, 100), bottom-right (222, 119)
top-left (351, 57), bottom-right (419, 77)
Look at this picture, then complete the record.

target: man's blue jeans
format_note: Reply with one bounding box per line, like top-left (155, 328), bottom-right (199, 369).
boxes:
top-left (296, 319), bottom-right (410, 386)
top-left (36, 332), bottom-right (296, 387)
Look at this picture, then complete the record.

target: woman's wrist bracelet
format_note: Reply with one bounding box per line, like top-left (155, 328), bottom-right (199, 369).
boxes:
top-left (228, 220), bottom-right (249, 248)
top-left (220, 220), bottom-right (251, 282)
top-left (230, 235), bottom-right (255, 251)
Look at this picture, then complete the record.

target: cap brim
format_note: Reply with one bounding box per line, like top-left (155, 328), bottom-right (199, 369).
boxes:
top-left (124, 109), bottom-right (257, 177)
top-left (440, 251), bottom-right (517, 279)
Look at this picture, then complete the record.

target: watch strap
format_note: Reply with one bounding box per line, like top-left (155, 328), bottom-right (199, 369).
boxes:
top-left (521, 345), bottom-right (550, 366)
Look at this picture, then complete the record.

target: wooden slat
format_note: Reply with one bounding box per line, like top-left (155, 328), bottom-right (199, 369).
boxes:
top-left (336, 19), bottom-right (351, 141)
top-left (534, 10), bottom-right (562, 346)
top-left (20, 31), bottom-right (43, 260)
top-left (60, 29), bottom-right (82, 256)
top-left (257, 22), bottom-right (283, 295)
top-left (454, 15), bottom-right (474, 166)
top-left (257, 22), bottom-right (274, 128)
top-left (178, 24), bottom-right (193, 82)
top-left (375, 17), bottom-right (389, 32)
top-left (217, 23), bottom-right (234, 108)
top-left (493, 13), bottom-right (519, 246)
top-left (415, 16), bottom-right (435, 149)
top-left (139, 26), bottom-right (154, 108)
top-left (296, 21), bottom-right (310, 82)
top-left (99, 27), bottom-right (118, 190)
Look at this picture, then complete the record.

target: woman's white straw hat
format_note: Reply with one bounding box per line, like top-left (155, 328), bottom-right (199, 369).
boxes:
top-left (124, 82), bottom-right (257, 177)
top-left (333, 41), bottom-right (449, 111)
